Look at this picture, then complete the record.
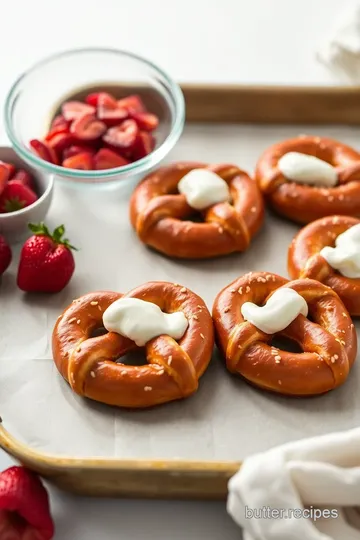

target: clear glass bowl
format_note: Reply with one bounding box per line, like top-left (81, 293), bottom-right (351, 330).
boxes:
top-left (4, 48), bottom-right (185, 187)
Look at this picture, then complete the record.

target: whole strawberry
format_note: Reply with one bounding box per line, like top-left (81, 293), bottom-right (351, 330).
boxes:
top-left (17, 223), bottom-right (76, 293)
top-left (0, 235), bottom-right (12, 276)
top-left (0, 466), bottom-right (54, 540)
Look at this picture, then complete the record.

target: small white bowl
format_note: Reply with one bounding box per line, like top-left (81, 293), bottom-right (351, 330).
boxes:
top-left (0, 147), bottom-right (54, 244)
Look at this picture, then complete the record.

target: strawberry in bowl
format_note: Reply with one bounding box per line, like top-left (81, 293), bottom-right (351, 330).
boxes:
top-left (30, 91), bottom-right (158, 172)
top-left (0, 161), bottom-right (38, 213)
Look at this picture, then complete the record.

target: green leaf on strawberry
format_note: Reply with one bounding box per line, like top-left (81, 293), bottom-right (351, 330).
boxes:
top-left (28, 223), bottom-right (78, 251)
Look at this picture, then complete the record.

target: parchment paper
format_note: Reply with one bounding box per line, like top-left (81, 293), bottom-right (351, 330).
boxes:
top-left (2, 123), bottom-right (360, 461)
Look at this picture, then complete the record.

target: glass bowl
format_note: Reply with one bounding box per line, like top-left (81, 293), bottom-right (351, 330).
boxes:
top-left (4, 48), bottom-right (185, 187)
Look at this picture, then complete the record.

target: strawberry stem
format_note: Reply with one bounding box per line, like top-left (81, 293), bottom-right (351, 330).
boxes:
top-left (28, 222), bottom-right (78, 250)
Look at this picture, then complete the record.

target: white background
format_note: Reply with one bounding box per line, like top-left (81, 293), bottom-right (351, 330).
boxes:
top-left (1, 0), bottom-right (359, 538)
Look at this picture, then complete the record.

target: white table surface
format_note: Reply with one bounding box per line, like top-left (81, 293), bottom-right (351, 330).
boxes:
top-left (1, 0), bottom-right (358, 537)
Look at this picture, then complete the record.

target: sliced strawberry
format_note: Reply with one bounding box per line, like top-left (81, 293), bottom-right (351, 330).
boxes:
top-left (70, 114), bottom-right (107, 142)
top-left (97, 94), bottom-right (128, 126)
top-left (0, 164), bottom-right (11, 196)
top-left (103, 119), bottom-right (139, 150)
top-left (131, 112), bottom-right (159, 131)
top-left (12, 169), bottom-right (36, 190)
top-left (63, 144), bottom-right (96, 160)
top-left (62, 152), bottom-right (94, 170)
top-left (0, 180), bottom-right (38, 212)
top-left (94, 148), bottom-right (129, 170)
top-left (0, 161), bottom-right (16, 179)
top-left (47, 132), bottom-right (74, 154)
top-left (47, 114), bottom-right (70, 138)
top-left (30, 139), bottom-right (59, 165)
top-left (62, 101), bottom-right (95, 121)
top-left (132, 131), bottom-right (156, 160)
top-left (85, 92), bottom-right (116, 107)
top-left (117, 94), bottom-right (146, 113)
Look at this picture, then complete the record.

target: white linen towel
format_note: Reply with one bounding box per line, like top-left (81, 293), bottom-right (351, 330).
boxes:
top-left (227, 428), bottom-right (360, 540)
top-left (317, 4), bottom-right (360, 82)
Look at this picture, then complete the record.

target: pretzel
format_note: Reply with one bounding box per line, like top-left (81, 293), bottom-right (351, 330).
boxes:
top-left (212, 272), bottom-right (357, 396)
top-left (288, 215), bottom-right (360, 316)
top-left (255, 135), bottom-right (360, 224)
top-left (52, 282), bottom-right (214, 408)
top-left (130, 162), bottom-right (264, 258)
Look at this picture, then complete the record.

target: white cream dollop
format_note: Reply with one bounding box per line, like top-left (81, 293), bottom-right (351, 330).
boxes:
top-left (320, 223), bottom-right (360, 278)
top-left (241, 287), bottom-right (308, 334)
top-left (278, 152), bottom-right (338, 187)
top-left (102, 298), bottom-right (188, 347)
top-left (178, 169), bottom-right (230, 210)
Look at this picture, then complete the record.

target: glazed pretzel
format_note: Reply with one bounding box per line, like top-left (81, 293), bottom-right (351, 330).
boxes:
top-left (288, 215), bottom-right (360, 316)
top-left (255, 136), bottom-right (360, 224)
top-left (52, 282), bottom-right (214, 408)
top-left (212, 272), bottom-right (357, 396)
top-left (130, 162), bottom-right (264, 258)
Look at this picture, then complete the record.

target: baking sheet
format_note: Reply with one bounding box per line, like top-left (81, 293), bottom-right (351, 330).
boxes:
top-left (2, 123), bottom-right (360, 461)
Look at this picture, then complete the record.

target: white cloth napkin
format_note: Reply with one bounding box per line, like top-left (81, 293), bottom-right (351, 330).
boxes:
top-left (227, 428), bottom-right (360, 540)
top-left (317, 4), bottom-right (360, 82)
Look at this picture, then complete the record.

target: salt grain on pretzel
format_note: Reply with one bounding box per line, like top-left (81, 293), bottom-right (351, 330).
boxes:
top-left (53, 283), bottom-right (214, 408)
top-left (212, 271), bottom-right (357, 396)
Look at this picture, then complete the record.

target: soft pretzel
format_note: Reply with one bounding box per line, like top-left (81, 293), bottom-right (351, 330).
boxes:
top-left (52, 282), bottom-right (214, 408)
top-left (288, 215), bottom-right (360, 316)
top-left (255, 135), bottom-right (360, 224)
top-left (212, 272), bottom-right (357, 396)
top-left (130, 162), bottom-right (264, 258)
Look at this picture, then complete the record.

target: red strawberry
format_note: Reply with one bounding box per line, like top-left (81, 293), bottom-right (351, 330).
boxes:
top-left (94, 148), bottom-right (129, 170)
top-left (46, 115), bottom-right (70, 139)
top-left (62, 152), bottom-right (94, 170)
top-left (70, 114), bottom-right (107, 141)
top-left (117, 94), bottom-right (145, 113)
top-left (85, 91), bottom-right (115, 107)
top-left (0, 163), bottom-right (11, 196)
top-left (12, 169), bottom-right (36, 190)
top-left (62, 144), bottom-right (95, 160)
top-left (0, 161), bottom-right (16, 179)
top-left (62, 100), bottom-right (95, 121)
top-left (103, 119), bottom-right (139, 149)
top-left (17, 223), bottom-right (76, 293)
top-left (30, 140), bottom-right (59, 165)
top-left (97, 94), bottom-right (128, 126)
top-left (0, 235), bottom-right (11, 275)
top-left (47, 132), bottom-right (73, 154)
top-left (0, 181), bottom-right (38, 213)
top-left (0, 466), bottom-right (54, 540)
top-left (132, 131), bottom-right (155, 160)
top-left (131, 112), bottom-right (159, 132)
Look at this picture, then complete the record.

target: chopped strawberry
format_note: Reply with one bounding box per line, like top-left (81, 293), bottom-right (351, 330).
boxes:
top-left (85, 92), bottom-right (115, 107)
top-left (46, 115), bottom-right (70, 138)
top-left (132, 131), bottom-right (156, 160)
top-left (62, 152), bottom-right (94, 170)
top-left (0, 235), bottom-right (12, 275)
top-left (17, 223), bottom-right (76, 293)
top-left (70, 114), bottom-right (107, 142)
top-left (63, 144), bottom-right (96, 160)
top-left (0, 161), bottom-right (16, 179)
top-left (0, 163), bottom-right (11, 196)
top-left (12, 169), bottom-right (36, 190)
top-left (94, 148), bottom-right (129, 170)
top-left (0, 180), bottom-right (38, 213)
top-left (30, 140), bottom-right (59, 165)
top-left (103, 119), bottom-right (139, 149)
top-left (97, 94), bottom-right (128, 126)
top-left (117, 94), bottom-right (145, 113)
top-left (0, 466), bottom-right (54, 540)
top-left (62, 101), bottom-right (95, 121)
top-left (131, 112), bottom-right (159, 132)
top-left (47, 132), bottom-right (73, 154)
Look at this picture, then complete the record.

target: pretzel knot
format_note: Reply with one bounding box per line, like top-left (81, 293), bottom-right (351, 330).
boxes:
top-left (52, 282), bottom-right (214, 408)
top-left (288, 215), bottom-right (360, 316)
top-left (212, 272), bottom-right (357, 396)
top-left (255, 136), bottom-right (360, 224)
top-left (130, 162), bottom-right (264, 258)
